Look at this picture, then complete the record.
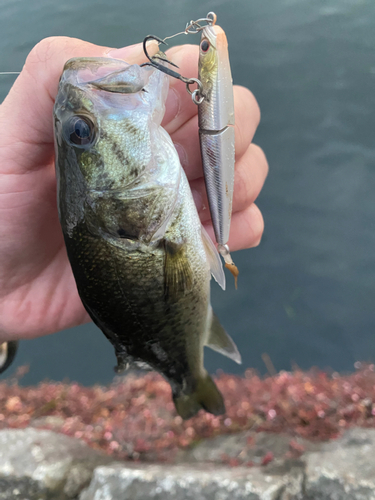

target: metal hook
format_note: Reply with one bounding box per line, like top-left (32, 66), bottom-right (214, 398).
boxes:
top-left (140, 34), bottom-right (205, 105)
top-left (141, 35), bottom-right (188, 81)
top-left (140, 12), bottom-right (217, 105)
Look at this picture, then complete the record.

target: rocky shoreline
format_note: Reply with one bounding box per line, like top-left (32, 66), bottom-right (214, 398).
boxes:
top-left (1, 365), bottom-right (375, 498)
top-left (1, 426), bottom-right (375, 499)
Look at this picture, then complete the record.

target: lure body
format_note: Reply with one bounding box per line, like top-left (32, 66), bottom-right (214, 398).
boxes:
top-left (198, 23), bottom-right (235, 258)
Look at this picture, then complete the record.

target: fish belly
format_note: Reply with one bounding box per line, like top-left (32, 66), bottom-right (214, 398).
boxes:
top-left (63, 214), bottom-right (210, 391)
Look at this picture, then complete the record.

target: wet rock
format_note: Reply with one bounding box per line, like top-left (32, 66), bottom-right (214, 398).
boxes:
top-left (303, 427), bottom-right (375, 499)
top-left (0, 476), bottom-right (55, 500)
top-left (79, 462), bottom-right (304, 500)
top-left (31, 416), bottom-right (66, 431)
top-left (0, 428), bottom-right (112, 499)
top-left (2, 427), bottom-right (375, 499)
top-left (178, 430), bottom-right (320, 466)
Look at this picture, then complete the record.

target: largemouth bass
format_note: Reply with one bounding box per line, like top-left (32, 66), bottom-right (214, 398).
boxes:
top-left (53, 57), bottom-right (241, 419)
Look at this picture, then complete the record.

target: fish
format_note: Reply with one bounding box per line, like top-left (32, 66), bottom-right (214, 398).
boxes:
top-left (0, 341), bottom-right (18, 374)
top-left (198, 19), bottom-right (239, 285)
top-left (53, 56), bottom-right (241, 419)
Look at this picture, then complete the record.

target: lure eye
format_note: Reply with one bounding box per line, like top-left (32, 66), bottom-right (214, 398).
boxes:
top-left (200, 39), bottom-right (210, 52)
top-left (64, 115), bottom-right (96, 147)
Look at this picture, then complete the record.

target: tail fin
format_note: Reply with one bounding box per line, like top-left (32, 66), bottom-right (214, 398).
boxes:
top-left (173, 373), bottom-right (225, 420)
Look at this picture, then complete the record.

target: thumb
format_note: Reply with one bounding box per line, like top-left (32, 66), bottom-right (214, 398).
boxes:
top-left (0, 36), bottom-right (158, 172)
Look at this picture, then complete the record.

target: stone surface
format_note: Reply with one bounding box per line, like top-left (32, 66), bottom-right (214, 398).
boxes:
top-left (0, 428), bottom-right (112, 499)
top-left (178, 430), bottom-right (320, 465)
top-left (0, 475), bottom-right (57, 500)
top-left (303, 427), bottom-right (375, 499)
top-left (79, 462), bottom-right (304, 500)
top-left (2, 427), bottom-right (375, 499)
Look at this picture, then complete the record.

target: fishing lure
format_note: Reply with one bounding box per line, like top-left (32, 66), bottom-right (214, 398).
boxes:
top-left (1, 14), bottom-right (239, 287)
top-left (142, 12), bottom-right (239, 286)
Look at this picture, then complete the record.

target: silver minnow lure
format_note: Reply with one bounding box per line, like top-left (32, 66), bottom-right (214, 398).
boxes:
top-left (198, 16), bottom-right (239, 285)
top-left (140, 13), bottom-right (238, 285)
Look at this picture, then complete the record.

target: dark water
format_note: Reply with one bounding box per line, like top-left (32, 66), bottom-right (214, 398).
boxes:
top-left (1, 0), bottom-right (375, 385)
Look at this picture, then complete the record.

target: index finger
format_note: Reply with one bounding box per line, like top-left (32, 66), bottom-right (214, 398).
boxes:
top-left (0, 37), bottom-right (158, 174)
top-left (162, 44), bottom-right (200, 134)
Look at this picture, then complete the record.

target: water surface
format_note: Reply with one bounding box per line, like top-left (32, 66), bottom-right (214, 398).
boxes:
top-left (1, 0), bottom-right (375, 385)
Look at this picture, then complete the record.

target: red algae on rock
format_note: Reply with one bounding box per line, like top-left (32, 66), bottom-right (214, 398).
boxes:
top-left (1, 363), bottom-right (375, 463)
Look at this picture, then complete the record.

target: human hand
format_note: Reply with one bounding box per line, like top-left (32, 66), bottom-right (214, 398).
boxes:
top-left (0, 37), bottom-right (268, 342)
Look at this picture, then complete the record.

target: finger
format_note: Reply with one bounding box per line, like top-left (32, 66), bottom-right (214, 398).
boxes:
top-left (191, 143), bottom-right (269, 221)
top-left (203, 203), bottom-right (264, 252)
top-left (162, 45), bottom-right (200, 133)
top-left (162, 44), bottom-right (260, 140)
top-left (170, 87), bottom-right (261, 180)
top-left (0, 37), bottom-right (158, 173)
top-left (233, 86), bottom-right (261, 156)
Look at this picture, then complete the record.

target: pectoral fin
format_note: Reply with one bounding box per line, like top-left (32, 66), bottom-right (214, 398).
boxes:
top-left (206, 312), bottom-right (242, 364)
top-left (164, 239), bottom-right (193, 299)
top-left (201, 225), bottom-right (226, 290)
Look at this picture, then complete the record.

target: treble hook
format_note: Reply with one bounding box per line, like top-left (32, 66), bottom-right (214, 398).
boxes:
top-left (141, 35), bottom-right (204, 105)
top-left (141, 36), bottom-right (183, 78)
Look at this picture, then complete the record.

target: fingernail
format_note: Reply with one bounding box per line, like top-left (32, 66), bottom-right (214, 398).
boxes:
top-left (107, 40), bottom-right (159, 60)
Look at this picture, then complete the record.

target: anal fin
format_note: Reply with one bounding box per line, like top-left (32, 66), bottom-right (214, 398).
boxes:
top-left (206, 312), bottom-right (242, 364)
top-left (201, 225), bottom-right (226, 290)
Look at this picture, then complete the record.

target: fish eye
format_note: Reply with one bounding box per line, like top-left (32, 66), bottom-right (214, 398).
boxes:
top-left (64, 115), bottom-right (96, 147)
top-left (200, 39), bottom-right (210, 52)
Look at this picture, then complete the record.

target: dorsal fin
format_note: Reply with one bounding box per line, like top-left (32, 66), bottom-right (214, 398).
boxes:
top-left (201, 225), bottom-right (225, 290)
top-left (206, 312), bottom-right (242, 364)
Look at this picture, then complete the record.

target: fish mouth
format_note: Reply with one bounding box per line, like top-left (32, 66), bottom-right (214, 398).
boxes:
top-left (63, 57), bottom-right (131, 81)
top-left (62, 57), bottom-right (149, 94)
top-left (57, 57), bottom-right (169, 122)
